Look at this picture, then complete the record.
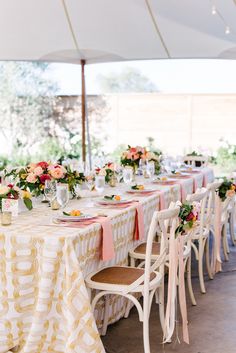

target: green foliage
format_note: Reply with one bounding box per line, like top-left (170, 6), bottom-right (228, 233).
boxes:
top-left (175, 203), bottom-right (195, 235)
top-left (216, 141), bottom-right (236, 172)
top-left (97, 67), bottom-right (158, 93)
top-left (186, 151), bottom-right (203, 157)
top-left (216, 179), bottom-right (236, 201)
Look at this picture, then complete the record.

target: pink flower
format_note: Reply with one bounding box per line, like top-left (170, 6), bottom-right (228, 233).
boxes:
top-left (34, 166), bottom-right (43, 176)
top-left (28, 163), bottom-right (37, 172)
top-left (130, 147), bottom-right (137, 153)
top-left (126, 152), bottom-right (132, 159)
top-left (226, 189), bottom-right (235, 198)
top-left (50, 167), bottom-right (65, 179)
top-left (26, 173), bottom-right (37, 183)
top-left (136, 146), bottom-right (145, 154)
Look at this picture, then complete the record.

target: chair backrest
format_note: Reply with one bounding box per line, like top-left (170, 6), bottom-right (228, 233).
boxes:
top-left (184, 155), bottom-right (208, 167)
top-left (144, 207), bottom-right (180, 296)
top-left (126, 206), bottom-right (180, 295)
top-left (186, 187), bottom-right (210, 234)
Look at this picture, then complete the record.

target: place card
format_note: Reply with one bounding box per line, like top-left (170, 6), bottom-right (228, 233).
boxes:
top-left (2, 199), bottom-right (18, 216)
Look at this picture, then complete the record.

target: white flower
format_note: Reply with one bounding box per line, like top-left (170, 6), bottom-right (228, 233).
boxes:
top-left (176, 201), bottom-right (182, 207)
top-left (0, 185), bottom-right (10, 195)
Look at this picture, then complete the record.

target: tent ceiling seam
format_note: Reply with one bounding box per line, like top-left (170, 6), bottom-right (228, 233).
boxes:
top-left (61, 0), bottom-right (85, 61)
top-left (144, 0), bottom-right (171, 58)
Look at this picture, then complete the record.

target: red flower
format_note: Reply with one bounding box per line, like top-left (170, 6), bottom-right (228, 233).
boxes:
top-left (7, 184), bottom-right (14, 188)
top-left (95, 168), bottom-right (101, 173)
top-left (40, 174), bottom-right (51, 184)
top-left (186, 212), bottom-right (194, 221)
top-left (37, 161), bottom-right (49, 170)
top-left (107, 162), bottom-right (112, 168)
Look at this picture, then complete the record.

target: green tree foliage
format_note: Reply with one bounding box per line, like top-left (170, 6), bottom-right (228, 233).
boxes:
top-left (0, 62), bottom-right (108, 165)
top-left (97, 67), bottom-right (158, 93)
top-left (0, 62), bottom-right (58, 160)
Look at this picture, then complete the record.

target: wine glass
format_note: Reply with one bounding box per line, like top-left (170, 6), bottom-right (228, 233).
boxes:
top-left (44, 180), bottom-right (56, 206)
top-left (56, 184), bottom-right (69, 209)
top-left (95, 175), bottom-right (105, 195)
top-left (85, 171), bottom-right (95, 192)
top-left (146, 161), bottom-right (155, 180)
top-left (115, 164), bottom-right (123, 184)
top-left (123, 166), bottom-right (133, 186)
top-left (139, 158), bottom-right (147, 176)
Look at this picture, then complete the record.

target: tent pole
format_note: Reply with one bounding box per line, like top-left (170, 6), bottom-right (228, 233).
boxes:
top-left (81, 59), bottom-right (86, 163)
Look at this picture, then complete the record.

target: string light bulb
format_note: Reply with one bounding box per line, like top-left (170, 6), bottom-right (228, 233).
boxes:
top-left (211, 5), bottom-right (217, 15)
top-left (225, 26), bottom-right (231, 35)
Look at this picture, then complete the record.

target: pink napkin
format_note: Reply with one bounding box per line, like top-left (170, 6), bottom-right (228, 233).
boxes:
top-left (202, 171), bottom-right (208, 187)
top-left (158, 190), bottom-right (166, 210)
top-left (192, 176), bottom-right (198, 192)
top-left (105, 201), bottom-right (145, 240)
top-left (57, 217), bottom-right (115, 261)
top-left (133, 202), bottom-right (145, 241)
top-left (173, 181), bottom-right (186, 202)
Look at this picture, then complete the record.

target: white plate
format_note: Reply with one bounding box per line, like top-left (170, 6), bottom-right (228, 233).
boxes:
top-left (97, 197), bottom-right (130, 205)
top-left (56, 214), bottom-right (97, 222)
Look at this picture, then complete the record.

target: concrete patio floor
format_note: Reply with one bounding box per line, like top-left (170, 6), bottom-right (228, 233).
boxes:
top-left (102, 240), bottom-right (236, 353)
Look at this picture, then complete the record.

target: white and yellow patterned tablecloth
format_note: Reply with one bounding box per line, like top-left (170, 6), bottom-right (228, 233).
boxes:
top-left (0, 168), bottom-right (214, 353)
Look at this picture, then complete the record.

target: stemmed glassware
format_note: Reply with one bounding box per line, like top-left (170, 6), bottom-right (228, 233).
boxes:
top-left (56, 184), bottom-right (69, 210)
top-left (123, 166), bottom-right (133, 186)
top-left (95, 175), bottom-right (105, 195)
top-left (115, 164), bottom-right (123, 184)
top-left (85, 170), bottom-right (95, 192)
top-left (146, 161), bottom-right (155, 180)
top-left (139, 158), bottom-right (147, 176)
top-left (44, 180), bottom-right (56, 206)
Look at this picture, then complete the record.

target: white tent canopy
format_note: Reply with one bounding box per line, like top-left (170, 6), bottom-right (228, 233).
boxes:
top-left (0, 0), bottom-right (236, 64)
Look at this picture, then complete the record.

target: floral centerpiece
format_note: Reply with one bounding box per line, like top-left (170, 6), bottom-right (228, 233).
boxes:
top-left (95, 162), bottom-right (115, 183)
top-left (175, 201), bottom-right (200, 235)
top-left (5, 161), bottom-right (85, 198)
top-left (0, 184), bottom-right (32, 211)
top-left (216, 179), bottom-right (236, 201)
top-left (120, 145), bottom-right (161, 174)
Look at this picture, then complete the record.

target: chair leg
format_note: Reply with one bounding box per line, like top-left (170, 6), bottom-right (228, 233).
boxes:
top-left (198, 241), bottom-right (206, 294)
top-left (205, 237), bottom-right (213, 280)
top-left (101, 295), bottom-right (110, 336)
top-left (143, 295), bottom-right (151, 353)
top-left (130, 257), bottom-right (136, 267)
top-left (186, 255), bottom-right (196, 305)
top-left (222, 225), bottom-right (229, 261)
top-left (229, 211), bottom-right (236, 246)
top-left (158, 277), bottom-right (165, 331)
top-left (124, 299), bottom-right (132, 318)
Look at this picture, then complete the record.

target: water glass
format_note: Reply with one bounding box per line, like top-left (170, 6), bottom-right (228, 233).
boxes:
top-left (123, 167), bottom-right (133, 185)
top-left (146, 161), bottom-right (155, 179)
top-left (139, 158), bottom-right (147, 176)
top-left (44, 180), bottom-right (56, 205)
top-left (85, 171), bottom-right (95, 191)
top-left (56, 184), bottom-right (69, 209)
top-left (95, 175), bottom-right (105, 194)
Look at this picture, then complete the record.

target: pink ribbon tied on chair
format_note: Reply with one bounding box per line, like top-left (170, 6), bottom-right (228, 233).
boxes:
top-left (212, 195), bottom-right (222, 273)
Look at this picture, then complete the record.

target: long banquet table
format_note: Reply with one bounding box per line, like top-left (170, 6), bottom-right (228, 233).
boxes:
top-left (0, 168), bottom-right (214, 353)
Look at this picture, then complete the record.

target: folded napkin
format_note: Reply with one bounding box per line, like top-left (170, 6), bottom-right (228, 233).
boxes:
top-left (133, 202), bottom-right (145, 241)
top-left (56, 216), bottom-right (115, 261)
top-left (192, 176), bottom-right (198, 192)
top-left (158, 190), bottom-right (166, 210)
top-left (98, 201), bottom-right (145, 241)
